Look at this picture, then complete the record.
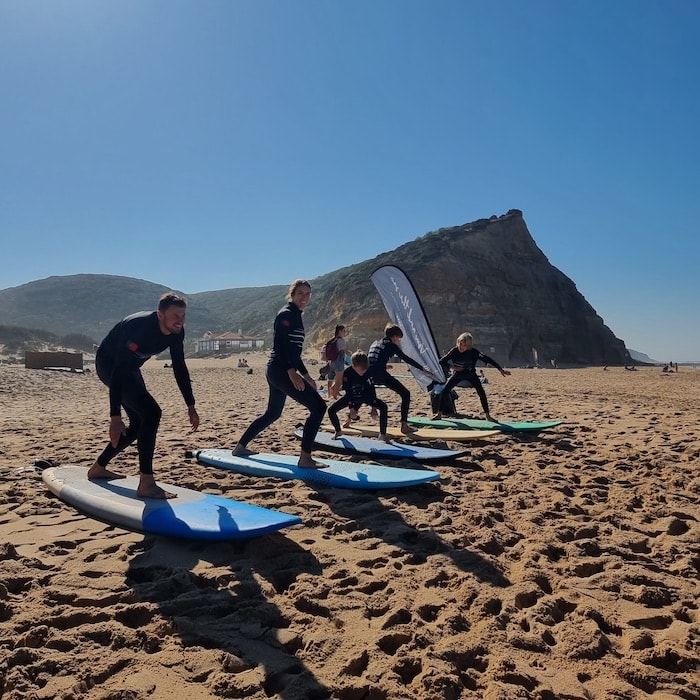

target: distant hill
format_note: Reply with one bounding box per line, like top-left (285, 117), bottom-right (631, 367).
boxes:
top-left (0, 210), bottom-right (632, 366)
top-left (627, 348), bottom-right (659, 364)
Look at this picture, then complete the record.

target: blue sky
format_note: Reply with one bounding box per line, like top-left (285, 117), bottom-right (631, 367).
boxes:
top-left (2, 1), bottom-right (698, 361)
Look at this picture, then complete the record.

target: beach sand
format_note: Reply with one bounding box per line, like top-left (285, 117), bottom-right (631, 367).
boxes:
top-left (0, 356), bottom-right (697, 699)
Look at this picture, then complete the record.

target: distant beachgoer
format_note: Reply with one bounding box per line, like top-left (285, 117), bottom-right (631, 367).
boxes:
top-left (232, 279), bottom-right (326, 468)
top-left (328, 350), bottom-right (390, 442)
top-left (88, 293), bottom-right (200, 499)
top-left (433, 332), bottom-right (510, 422)
top-left (368, 323), bottom-right (435, 434)
top-left (327, 325), bottom-right (350, 399)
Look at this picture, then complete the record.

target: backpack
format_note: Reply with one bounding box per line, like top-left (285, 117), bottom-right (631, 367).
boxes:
top-left (321, 338), bottom-right (339, 362)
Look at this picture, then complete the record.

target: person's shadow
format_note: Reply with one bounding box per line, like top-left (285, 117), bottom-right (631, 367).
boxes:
top-left (317, 475), bottom-right (510, 587)
top-left (125, 532), bottom-right (330, 699)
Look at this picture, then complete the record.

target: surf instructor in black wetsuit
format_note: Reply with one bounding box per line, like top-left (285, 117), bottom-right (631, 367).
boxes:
top-left (88, 293), bottom-right (200, 499)
top-left (232, 279), bottom-right (327, 468)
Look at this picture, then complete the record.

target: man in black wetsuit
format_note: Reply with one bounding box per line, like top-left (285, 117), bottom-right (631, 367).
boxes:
top-left (88, 293), bottom-right (200, 499)
top-left (368, 323), bottom-right (435, 434)
top-left (433, 332), bottom-right (510, 421)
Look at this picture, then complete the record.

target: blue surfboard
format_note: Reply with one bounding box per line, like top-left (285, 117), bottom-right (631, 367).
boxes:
top-left (42, 466), bottom-right (301, 540)
top-left (189, 449), bottom-right (440, 489)
top-left (298, 428), bottom-right (466, 462)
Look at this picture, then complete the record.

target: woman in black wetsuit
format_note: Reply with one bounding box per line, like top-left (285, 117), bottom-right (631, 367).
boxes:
top-left (232, 279), bottom-right (326, 468)
top-left (433, 332), bottom-right (510, 421)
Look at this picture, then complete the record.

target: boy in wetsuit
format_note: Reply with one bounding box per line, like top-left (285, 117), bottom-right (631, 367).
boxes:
top-left (88, 293), bottom-right (200, 499)
top-left (433, 332), bottom-right (510, 421)
top-left (328, 351), bottom-right (390, 443)
top-left (368, 323), bottom-right (435, 434)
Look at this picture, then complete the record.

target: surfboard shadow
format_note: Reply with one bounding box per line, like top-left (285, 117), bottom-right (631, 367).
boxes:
top-left (125, 534), bottom-right (330, 698)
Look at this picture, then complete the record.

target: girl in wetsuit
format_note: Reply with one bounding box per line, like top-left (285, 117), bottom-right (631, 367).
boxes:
top-left (434, 332), bottom-right (510, 421)
top-left (232, 279), bottom-right (326, 468)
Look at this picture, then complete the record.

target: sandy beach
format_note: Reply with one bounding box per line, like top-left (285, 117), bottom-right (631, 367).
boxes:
top-left (0, 356), bottom-right (698, 700)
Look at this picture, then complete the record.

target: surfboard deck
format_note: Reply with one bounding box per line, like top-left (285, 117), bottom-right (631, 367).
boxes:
top-left (408, 416), bottom-right (564, 433)
top-left (297, 428), bottom-right (466, 461)
top-left (339, 424), bottom-right (501, 442)
top-left (189, 449), bottom-right (440, 489)
top-left (42, 466), bottom-right (301, 540)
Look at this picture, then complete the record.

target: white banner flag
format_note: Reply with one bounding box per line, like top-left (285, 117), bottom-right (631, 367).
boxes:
top-left (370, 265), bottom-right (446, 390)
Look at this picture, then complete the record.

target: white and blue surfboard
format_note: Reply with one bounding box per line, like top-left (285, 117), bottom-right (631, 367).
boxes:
top-left (42, 466), bottom-right (301, 540)
top-left (189, 449), bottom-right (440, 489)
top-left (298, 428), bottom-right (466, 462)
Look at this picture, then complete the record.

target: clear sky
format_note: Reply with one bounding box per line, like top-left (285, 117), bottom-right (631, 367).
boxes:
top-left (2, 1), bottom-right (698, 361)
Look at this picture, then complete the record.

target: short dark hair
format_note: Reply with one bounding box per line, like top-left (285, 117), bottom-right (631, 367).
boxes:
top-left (385, 323), bottom-right (403, 338)
top-left (334, 325), bottom-right (345, 337)
top-left (158, 293), bottom-right (187, 311)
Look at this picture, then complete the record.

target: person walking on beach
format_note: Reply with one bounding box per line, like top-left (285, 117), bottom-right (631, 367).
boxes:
top-left (328, 350), bottom-right (390, 442)
top-left (232, 279), bottom-right (326, 468)
top-left (432, 332), bottom-right (510, 422)
top-left (88, 293), bottom-right (200, 499)
top-left (368, 323), bottom-right (435, 435)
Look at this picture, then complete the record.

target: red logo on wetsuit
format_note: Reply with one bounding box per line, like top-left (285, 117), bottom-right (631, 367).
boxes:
top-left (128, 342), bottom-right (139, 352)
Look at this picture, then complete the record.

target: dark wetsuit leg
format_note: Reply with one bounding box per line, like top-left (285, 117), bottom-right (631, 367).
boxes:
top-left (328, 394), bottom-right (352, 432)
top-left (442, 370), bottom-right (489, 414)
top-left (95, 368), bottom-right (162, 475)
top-left (239, 363), bottom-right (326, 454)
top-left (375, 371), bottom-right (411, 422)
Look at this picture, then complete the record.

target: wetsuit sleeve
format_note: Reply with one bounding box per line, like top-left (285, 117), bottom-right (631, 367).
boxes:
top-left (438, 347), bottom-right (456, 374)
top-left (170, 334), bottom-right (196, 406)
top-left (392, 342), bottom-right (424, 371)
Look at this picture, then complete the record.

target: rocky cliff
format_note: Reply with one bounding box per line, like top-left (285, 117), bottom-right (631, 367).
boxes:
top-left (303, 210), bottom-right (630, 366)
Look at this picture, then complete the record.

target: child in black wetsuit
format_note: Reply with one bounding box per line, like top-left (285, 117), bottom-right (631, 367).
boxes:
top-left (434, 332), bottom-right (510, 421)
top-left (368, 323), bottom-right (435, 434)
top-left (328, 351), bottom-right (390, 443)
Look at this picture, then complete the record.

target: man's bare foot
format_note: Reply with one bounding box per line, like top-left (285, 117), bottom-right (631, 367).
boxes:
top-left (333, 431), bottom-right (342, 440)
top-left (401, 423), bottom-right (417, 435)
top-left (87, 463), bottom-right (124, 480)
top-left (232, 444), bottom-right (257, 456)
top-left (298, 451), bottom-right (324, 469)
top-left (137, 474), bottom-right (176, 499)
top-left (379, 433), bottom-right (392, 444)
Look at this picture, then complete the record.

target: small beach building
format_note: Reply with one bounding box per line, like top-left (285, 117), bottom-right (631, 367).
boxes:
top-left (25, 350), bottom-right (84, 371)
top-left (195, 331), bottom-right (265, 355)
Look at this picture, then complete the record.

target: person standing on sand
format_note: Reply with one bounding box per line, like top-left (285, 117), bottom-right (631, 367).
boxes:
top-left (432, 332), bottom-right (510, 421)
top-left (232, 279), bottom-right (327, 468)
top-left (327, 324), bottom-right (350, 399)
top-left (368, 323), bottom-right (436, 435)
top-left (88, 293), bottom-right (200, 499)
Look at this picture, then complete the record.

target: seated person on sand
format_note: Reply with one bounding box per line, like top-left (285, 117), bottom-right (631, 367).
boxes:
top-left (328, 350), bottom-right (391, 443)
top-left (433, 332), bottom-right (510, 422)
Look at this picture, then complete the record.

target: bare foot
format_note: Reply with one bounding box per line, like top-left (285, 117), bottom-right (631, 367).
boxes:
top-left (232, 444), bottom-right (257, 456)
top-left (87, 463), bottom-right (124, 480)
top-left (379, 433), bottom-right (392, 444)
top-left (333, 431), bottom-right (342, 440)
top-left (401, 423), bottom-right (417, 435)
top-left (298, 451), bottom-right (325, 469)
top-left (431, 413), bottom-right (442, 421)
top-left (137, 474), bottom-right (176, 499)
